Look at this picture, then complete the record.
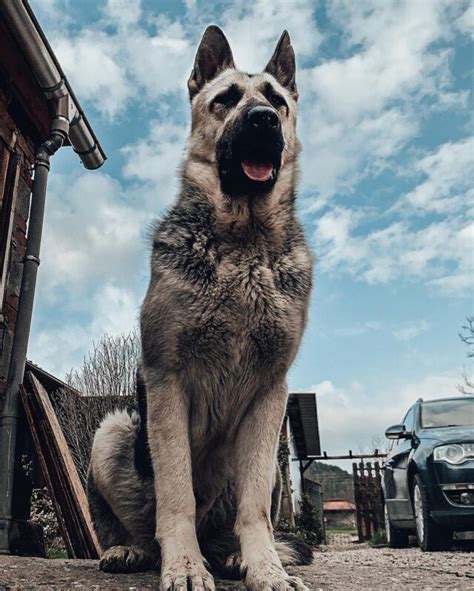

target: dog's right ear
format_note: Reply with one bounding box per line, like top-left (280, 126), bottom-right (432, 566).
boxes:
top-left (188, 26), bottom-right (235, 100)
top-left (264, 30), bottom-right (298, 100)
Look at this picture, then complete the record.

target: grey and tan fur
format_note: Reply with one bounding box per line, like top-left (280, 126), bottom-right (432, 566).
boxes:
top-left (88, 26), bottom-right (313, 591)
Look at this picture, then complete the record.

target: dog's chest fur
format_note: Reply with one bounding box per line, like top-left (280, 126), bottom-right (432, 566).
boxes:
top-left (141, 198), bottom-right (311, 443)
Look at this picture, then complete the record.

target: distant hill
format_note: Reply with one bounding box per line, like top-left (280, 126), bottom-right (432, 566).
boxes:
top-left (306, 462), bottom-right (355, 502)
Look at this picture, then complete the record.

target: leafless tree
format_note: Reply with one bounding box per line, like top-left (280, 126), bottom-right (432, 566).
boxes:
top-left (356, 435), bottom-right (390, 457)
top-left (369, 434), bottom-right (390, 455)
top-left (52, 330), bottom-right (140, 484)
top-left (458, 316), bottom-right (474, 396)
top-left (66, 330), bottom-right (140, 398)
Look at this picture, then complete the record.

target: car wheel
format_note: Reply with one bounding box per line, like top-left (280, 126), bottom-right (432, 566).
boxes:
top-left (384, 501), bottom-right (409, 548)
top-left (412, 474), bottom-right (453, 551)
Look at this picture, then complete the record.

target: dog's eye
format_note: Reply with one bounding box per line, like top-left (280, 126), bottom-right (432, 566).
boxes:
top-left (269, 92), bottom-right (287, 111)
top-left (263, 83), bottom-right (288, 113)
top-left (211, 85), bottom-right (241, 110)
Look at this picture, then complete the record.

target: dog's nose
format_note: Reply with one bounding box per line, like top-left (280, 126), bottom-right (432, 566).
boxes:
top-left (247, 106), bottom-right (280, 129)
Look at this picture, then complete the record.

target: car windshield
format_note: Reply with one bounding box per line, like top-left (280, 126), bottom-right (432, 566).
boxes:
top-left (421, 398), bottom-right (474, 429)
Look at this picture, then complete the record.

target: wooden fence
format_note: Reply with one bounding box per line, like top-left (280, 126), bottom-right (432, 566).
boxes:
top-left (352, 460), bottom-right (384, 542)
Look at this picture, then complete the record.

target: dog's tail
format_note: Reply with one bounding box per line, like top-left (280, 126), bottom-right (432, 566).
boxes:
top-left (275, 532), bottom-right (314, 566)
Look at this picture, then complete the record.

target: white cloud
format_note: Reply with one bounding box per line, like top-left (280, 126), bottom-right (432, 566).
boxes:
top-left (53, 31), bottom-right (133, 120)
top-left (222, 0), bottom-right (321, 71)
top-left (298, 0), bottom-right (467, 205)
top-left (335, 321), bottom-right (382, 337)
top-left (313, 136), bottom-right (474, 296)
top-left (397, 137), bottom-right (474, 214)
top-left (311, 370), bottom-right (461, 454)
top-left (393, 320), bottom-right (431, 342)
top-left (123, 18), bottom-right (193, 99)
top-left (29, 284), bottom-right (139, 377)
top-left (455, 4), bottom-right (474, 38)
top-left (121, 118), bottom-right (188, 206)
top-left (315, 210), bottom-right (474, 294)
top-left (102, 0), bottom-right (142, 29)
top-left (38, 171), bottom-right (147, 302)
top-left (44, 10), bottom-right (193, 119)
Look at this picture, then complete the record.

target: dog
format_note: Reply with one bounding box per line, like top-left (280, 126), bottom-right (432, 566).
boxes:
top-left (87, 25), bottom-right (313, 591)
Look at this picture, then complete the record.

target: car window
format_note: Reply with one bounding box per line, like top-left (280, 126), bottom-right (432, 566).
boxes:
top-left (403, 407), bottom-right (415, 432)
top-left (421, 398), bottom-right (474, 428)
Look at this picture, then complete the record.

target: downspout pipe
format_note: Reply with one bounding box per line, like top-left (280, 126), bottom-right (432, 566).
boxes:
top-left (0, 109), bottom-right (69, 554)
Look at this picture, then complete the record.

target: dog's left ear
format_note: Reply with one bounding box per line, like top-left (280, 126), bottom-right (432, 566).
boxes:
top-left (264, 30), bottom-right (298, 101)
top-left (188, 25), bottom-right (235, 100)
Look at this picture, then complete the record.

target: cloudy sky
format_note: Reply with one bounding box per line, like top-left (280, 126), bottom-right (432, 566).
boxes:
top-left (28, 0), bottom-right (473, 455)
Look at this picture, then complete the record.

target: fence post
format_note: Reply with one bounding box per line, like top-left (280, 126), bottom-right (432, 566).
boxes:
top-left (352, 462), bottom-right (364, 542)
top-left (374, 461), bottom-right (384, 532)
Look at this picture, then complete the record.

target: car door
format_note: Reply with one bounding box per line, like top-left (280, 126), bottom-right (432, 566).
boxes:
top-left (384, 407), bottom-right (415, 524)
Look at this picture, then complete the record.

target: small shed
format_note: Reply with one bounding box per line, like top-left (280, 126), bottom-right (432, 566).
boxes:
top-left (286, 393), bottom-right (321, 513)
top-left (323, 498), bottom-right (357, 529)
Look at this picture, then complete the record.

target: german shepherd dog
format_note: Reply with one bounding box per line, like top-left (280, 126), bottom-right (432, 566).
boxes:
top-left (88, 26), bottom-right (313, 590)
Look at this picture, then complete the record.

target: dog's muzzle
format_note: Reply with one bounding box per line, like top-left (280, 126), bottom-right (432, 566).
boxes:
top-left (217, 105), bottom-right (284, 197)
top-left (241, 107), bottom-right (281, 182)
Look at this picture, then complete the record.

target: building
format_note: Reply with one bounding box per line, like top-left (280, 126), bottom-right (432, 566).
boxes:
top-left (277, 392), bottom-right (322, 528)
top-left (323, 498), bottom-right (357, 529)
top-left (0, 0), bottom-right (105, 554)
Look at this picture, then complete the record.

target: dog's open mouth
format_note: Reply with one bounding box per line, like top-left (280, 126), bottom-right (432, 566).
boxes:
top-left (241, 160), bottom-right (274, 182)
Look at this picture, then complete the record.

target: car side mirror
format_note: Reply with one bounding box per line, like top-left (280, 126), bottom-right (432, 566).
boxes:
top-left (385, 424), bottom-right (412, 440)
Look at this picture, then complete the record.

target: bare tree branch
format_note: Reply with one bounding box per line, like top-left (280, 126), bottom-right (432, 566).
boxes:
top-left (52, 330), bottom-right (140, 484)
top-left (458, 316), bottom-right (474, 396)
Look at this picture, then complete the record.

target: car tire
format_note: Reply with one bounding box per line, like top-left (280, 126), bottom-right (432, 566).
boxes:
top-left (384, 501), bottom-right (409, 548)
top-left (412, 474), bottom-right (453, 552)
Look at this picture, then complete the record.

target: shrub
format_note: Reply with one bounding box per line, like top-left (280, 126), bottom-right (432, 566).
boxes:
top-left (294, 494), bottom-right (324, 546)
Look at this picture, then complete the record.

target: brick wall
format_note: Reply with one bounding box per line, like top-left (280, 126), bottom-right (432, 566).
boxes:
top-left (0, 89), bottom-right (34, 411)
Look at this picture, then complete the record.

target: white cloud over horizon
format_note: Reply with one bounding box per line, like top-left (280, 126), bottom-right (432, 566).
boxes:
top-left (310, 368), bottom-right (463, 454)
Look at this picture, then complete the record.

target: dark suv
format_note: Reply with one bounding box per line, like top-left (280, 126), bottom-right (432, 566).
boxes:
top-left (382, 396), bottom-right (474, 551)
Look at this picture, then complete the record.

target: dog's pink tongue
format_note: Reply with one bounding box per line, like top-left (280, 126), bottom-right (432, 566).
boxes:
top-left (241, 160), bottom-right (273, 182)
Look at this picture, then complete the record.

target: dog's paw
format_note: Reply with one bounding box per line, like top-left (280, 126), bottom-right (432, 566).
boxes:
top-left (225, 551), bottom-right (243, 571)
top-left (160, 557), bottom-right (215, 591)
top-left (99, 545), bottom-right (157, 573)
top-left (221, 551), bottom-right (245, 579)
top-left (245, 562), bottom-right (310, 591)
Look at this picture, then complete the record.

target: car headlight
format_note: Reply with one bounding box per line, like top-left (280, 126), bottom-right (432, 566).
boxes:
top-left (434, 443), bottom-right (474, 465)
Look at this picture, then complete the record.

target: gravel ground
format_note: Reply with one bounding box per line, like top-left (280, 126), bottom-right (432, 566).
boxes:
top-left (1, 545), bottom-right (473, 590)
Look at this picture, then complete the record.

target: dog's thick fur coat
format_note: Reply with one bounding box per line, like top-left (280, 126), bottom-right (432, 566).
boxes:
top-left (88, 26), bottom-right (313, 591)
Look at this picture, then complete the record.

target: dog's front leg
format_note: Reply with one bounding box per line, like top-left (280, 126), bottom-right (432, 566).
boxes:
top-left (234, 381), bottom-right (309, 591)
top-left (146, 373), bottom-right (214, 591)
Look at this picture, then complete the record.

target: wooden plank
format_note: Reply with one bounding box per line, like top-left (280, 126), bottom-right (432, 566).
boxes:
top-left (352, 462), bottom-right (364, 542)
top-left (22, 377), bottom-right (87, 557)
top-left (22, 372), bottom-right (101, 558)
top-left (20, 385), bottom-right (75, 557)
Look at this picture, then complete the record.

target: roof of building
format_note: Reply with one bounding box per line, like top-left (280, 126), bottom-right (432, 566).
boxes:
top-left (0, 1), bottom-right (105, 169)
top-left (287, 392), bottom-right (321, 460)
top-left (323, 499), bottom-right (356, 512)
top-left (25, 360), bottom-right (81, 397)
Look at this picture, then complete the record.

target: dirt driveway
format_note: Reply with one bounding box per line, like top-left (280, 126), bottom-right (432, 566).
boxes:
top-left (1, 545), bottom-right (473, 590)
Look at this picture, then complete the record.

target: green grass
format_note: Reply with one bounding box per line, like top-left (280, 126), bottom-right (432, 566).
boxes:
top-left (47, 550), bottom-right (68, 559)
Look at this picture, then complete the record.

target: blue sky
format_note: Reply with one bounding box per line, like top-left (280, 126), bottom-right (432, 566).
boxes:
top-left (28, 0), bottom-right (473, 454)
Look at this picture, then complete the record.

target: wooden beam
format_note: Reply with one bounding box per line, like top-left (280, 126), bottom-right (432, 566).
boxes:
top-left (292, 452), bottom-right (387, 461)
